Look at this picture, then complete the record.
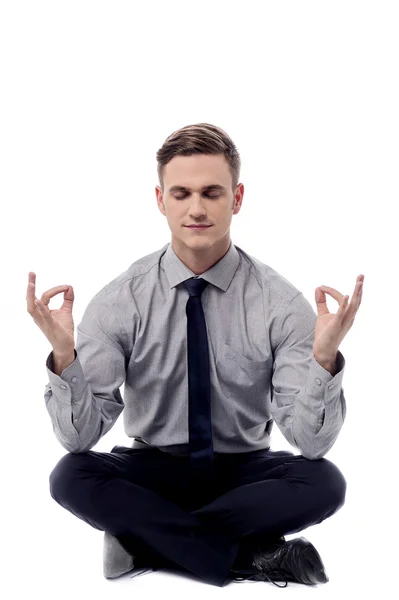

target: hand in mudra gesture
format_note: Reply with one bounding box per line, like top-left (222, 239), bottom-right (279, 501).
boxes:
top-left (313, 274), bottom-right (364, 360)
top-left (26, 271), bottom-right (75, 355)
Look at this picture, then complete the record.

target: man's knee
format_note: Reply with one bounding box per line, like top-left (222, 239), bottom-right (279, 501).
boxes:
top-left (311, 458), bottom-right (347, 510)
top-left (49, 452), bottom-right (89, 503)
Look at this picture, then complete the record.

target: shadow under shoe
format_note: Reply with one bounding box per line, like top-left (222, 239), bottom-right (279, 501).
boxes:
top-left (230, 536), bottom-right (329, 588)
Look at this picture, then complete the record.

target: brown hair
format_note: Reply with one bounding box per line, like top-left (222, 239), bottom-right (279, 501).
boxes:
top-left (156, 123), bottom-right (241, 194)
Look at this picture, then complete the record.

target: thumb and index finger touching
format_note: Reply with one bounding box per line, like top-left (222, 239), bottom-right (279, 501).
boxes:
top-left (27, 271), bottom-right (74, 313)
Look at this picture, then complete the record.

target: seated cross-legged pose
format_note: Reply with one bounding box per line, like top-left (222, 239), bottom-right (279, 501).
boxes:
top-left (27, 122), bottom-right (364, 588)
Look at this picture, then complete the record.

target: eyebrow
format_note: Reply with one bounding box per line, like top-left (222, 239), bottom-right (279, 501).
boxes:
top-left (168, 184), bottom-right (226, 193)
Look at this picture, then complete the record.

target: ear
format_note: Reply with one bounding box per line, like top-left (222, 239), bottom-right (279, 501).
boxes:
top-left (155, 186), bottom-right (162, 203)
top-left (155, 186), bottom-right (166, 216)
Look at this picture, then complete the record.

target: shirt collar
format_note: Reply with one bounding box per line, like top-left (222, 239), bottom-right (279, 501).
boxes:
top-left (161, 239), bottom-right (240, 292)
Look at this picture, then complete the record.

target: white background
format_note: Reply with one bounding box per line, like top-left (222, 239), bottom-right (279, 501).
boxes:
top-left (1, 1), bottom-right (398, 598)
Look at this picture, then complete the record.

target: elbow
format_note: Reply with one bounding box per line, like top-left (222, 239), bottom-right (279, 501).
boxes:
top-left (299, 449), bottom-right (326, 460)
top-left (58, 440), bottom-right (86, 454)
top-left (54, 431), bottom-right (95, 454)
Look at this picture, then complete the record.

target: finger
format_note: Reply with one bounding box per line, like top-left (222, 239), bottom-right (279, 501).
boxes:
top-left (347, 280), bottom-right (363, 307)
top-left (352, 281), bottom-right (362, 311)
top-left (351, 281), bottom-right (363, 313)
top-left (337, 294), bottom-right (350, 320)
top-left (27, 272), bottom-right (37, 312)
top-left (27, 272), bottom-right (43, 313)
top-left (34, 297), bottom-right (51, 318)
top-left (28, 273), bottom-right (69, 298)
top-left (59, 286), bottom-right (74, 312)
top-left (358, 281), bottom-right (363, 303)
top-left (27, 273), bottom-right (69, 313)
top-left (40, 285), bottom-right (70, 304)
top-left (319, 286), bottom-right (344, 304)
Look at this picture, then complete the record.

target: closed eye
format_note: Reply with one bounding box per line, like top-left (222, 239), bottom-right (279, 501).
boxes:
top-left (174, 193), bottom-right (220, 199)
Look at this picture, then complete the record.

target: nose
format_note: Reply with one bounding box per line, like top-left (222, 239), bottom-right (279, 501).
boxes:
top-left (188, 195), bottom-right (208, 213)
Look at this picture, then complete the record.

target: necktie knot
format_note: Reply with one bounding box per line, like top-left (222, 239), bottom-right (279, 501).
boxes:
top-left (183, 277), bottom-right (209, 297)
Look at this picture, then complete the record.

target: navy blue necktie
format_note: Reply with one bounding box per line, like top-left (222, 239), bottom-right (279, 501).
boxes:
top-left (183, 277), bottom-right (215, 504)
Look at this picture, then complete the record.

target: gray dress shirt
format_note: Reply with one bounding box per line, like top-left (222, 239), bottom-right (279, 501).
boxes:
top-left (44, 240), bottom-right (346, 459)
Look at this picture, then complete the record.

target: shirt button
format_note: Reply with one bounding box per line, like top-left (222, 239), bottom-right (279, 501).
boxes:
top-left (315, 378), bottom-right (322, 385)
top-left (71, 377), bottom-right (77, 383)
top-left (60, 384), bottom-right (67, 390)
top-left (328, 384), bottom-right (334, 390)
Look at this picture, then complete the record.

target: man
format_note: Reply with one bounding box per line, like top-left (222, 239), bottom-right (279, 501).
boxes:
top-left (27, 123), bottom-right (364, 587)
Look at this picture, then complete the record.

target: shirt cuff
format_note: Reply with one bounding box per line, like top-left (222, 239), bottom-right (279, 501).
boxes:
top-left (307, 350), bottom-right (345, 401)
top-left (44, 349), bottom-right (88, 404)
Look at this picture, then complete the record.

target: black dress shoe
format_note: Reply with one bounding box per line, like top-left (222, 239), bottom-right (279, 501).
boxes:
top-left (231, 535), bottom-right (286, 572)
top-left (230, 536), bottom-right (329, 588)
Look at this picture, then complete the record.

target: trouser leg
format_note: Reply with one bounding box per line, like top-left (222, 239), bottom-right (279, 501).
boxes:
top-left (49, 447), bottom-right (239, 587)
top-left (192, 450), bottom-right (347, 545)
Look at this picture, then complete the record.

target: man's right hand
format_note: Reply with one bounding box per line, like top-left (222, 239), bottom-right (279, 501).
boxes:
top-left (27, 272), bottom-right (75, 356)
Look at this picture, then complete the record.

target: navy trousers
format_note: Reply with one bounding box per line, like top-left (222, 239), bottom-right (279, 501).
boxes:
top-left (49, 445), bottom-right (346, 587)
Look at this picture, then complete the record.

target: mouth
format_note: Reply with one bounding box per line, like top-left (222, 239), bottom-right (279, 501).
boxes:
top-left (185, 225), bottom-right (212, 229)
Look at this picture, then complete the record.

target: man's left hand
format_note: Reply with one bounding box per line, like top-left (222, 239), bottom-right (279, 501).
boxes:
top-left (313, 274), bottom-right (364, 361)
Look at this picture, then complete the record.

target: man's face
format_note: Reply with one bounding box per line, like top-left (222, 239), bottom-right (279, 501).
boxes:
top-left (155, 153), bottom-right (243, 251)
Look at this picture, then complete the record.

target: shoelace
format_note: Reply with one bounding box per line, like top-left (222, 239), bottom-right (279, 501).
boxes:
top-left (232, 565), bottom-right (288, 588)
top-left (231, 545), bottom-right (291, 588)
